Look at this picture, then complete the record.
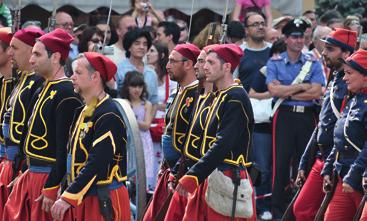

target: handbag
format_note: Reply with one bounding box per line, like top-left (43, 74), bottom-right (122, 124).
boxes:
top-left (150, 74), bottom-right (170, 143)
top-left (250, 98), bottom-right (272, 123)
top-left (150, 118), bottom-right (165, 142)
top-left (205, 169), bottom-right (254, 218)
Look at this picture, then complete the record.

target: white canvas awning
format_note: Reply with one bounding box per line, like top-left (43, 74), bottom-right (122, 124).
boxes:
top-left (5, 0), bottom-right (306, 17)
top-left (5, 0), bottom-right (236, 15)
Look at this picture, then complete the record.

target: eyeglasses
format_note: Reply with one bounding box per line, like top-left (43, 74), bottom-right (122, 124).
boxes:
top-left (168, 58), bottom-right (188, 64)
top-left (246, 22), bottom-right (266, 28)
top-left (56, 22), bottom-right (74, 29)
top-left (90, 38), bottom-right (103, 44)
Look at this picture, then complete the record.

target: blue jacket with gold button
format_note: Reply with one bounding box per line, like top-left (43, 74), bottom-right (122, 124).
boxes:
top-left (321, 92), bottom-right (367, 191)
top-left (299, 70), bottom-right (348, 171)
top-left (5, 71), bottom-right (43, 145)
top-left (61, 95), bottom-right (127, 207)
top-left (179, 85), bottom-right (254, 193)
top-left (22, 79), bottom-right (82, 199)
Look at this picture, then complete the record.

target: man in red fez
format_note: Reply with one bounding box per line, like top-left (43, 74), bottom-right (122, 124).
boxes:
top-left (174, 44), bottom-right (256, 220)
top-left (143, 43), bottom-right (201, 221)
top-left (3, 28), bottom-right (82, 221)
top-left (50, 52), bottom-right (130, 221)
top-left (164, 44), bottom-right (215, 221)
top-left (0, 27), bottom-right (15, 216)
top-left (293, 28), bottom-right (356, 221)
top-left (0, 27), bottom-right (45, 217)
top-left (319, 49), bottom-right (367, 220)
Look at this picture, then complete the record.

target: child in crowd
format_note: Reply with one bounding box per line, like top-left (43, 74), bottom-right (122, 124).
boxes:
top-left (121, 71), bottom-right (155, 192)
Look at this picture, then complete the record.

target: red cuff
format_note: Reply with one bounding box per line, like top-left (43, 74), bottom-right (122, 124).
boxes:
top-left (178, 175), bottom-right (199, 194)
top-left (61, 194), bottom-right (78, 208)
top-left (168, 173), bottom-right (176, 183)
top-left (42, 185), bottom-right (59, 201)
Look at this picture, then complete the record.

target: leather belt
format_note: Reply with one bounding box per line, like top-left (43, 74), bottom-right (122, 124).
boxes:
top-left (278, 105), bottom-right (314, 113)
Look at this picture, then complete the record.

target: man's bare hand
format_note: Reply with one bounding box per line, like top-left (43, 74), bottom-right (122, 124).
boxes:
top-left (35, 194), bottom-right (55, 213)
top-left (51, 199), bottom-right (71, 220)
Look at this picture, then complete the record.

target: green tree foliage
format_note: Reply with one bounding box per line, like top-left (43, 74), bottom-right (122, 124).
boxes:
top-left (316, 0), bottom-right (367, 17)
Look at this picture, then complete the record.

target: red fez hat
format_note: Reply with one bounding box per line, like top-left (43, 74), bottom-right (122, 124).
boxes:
top-left (13, 27), bottom-right (45, 47)
top-left (173, 43), bottom-right (201, 64)
top-left (209, 44), bottom-right (244, 72)
top-left (343, 49), bottom-right (367, 76)
top-left (38, 28), bottom-right (74, 60)
top-left (203, 44), bottom-right (218, 53)
top-left (0, 27), bottom-right (12, 45)
top-left (322, 28), bottom-right (357, 52)
top-left (84, 52), bottom-right (117, 82)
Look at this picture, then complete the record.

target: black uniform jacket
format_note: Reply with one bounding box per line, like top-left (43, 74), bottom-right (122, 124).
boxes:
top-left (179, 84), bottom-right (254, 193)
top-left (22, 78), bottom-right (82, 199)
top-left (61, 95), bottom-right (127, 207)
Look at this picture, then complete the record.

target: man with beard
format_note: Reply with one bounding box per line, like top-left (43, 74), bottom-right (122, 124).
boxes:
top-left (143, 43), bottom-right (200, 221)
top-left (238, 12), bottom-right (271, 93)
top-left (3, 28), bottom-right (82, 220)
top-left (0, 27), bottom-right (45, 214)
top-left (164, 44), bottom-right (215, 220)
top-left (266, 18), bottom-right (325, 220)
top-left (293, 28), bottom-right (356, 221)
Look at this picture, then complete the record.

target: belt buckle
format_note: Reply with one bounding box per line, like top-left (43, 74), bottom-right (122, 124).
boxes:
top-left (293, 106), bottom-right (305, 113)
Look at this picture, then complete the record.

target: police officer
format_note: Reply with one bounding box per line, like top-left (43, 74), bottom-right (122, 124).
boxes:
top-left (265, 18), bottom-right (325, 220)
top-left (293, 28), bottom-right (356, 221)
top-left (321, 49), bottom-right (367, 220)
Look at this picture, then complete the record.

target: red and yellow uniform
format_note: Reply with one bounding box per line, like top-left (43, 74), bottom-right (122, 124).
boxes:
top-left (179, 85), bottom-right (256, 221)
top-left (3, 78), bottom-right (82, 220)
top-left (60, 95), bottom-right (130, 221)
top-left (164, 92), bottom-right (215, 220)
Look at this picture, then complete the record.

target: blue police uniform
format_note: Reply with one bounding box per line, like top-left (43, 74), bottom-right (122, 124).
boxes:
top-left (266, 51), bottom-right (325, 219)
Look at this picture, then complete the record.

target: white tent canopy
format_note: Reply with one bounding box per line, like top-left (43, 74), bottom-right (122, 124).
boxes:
top-left (5, 0), bottom-right (236, 15)
top-left (5, 0), bottom-right (305, 18)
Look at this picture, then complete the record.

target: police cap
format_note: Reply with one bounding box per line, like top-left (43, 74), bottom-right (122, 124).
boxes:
top-left (282, 18), bottom-right (310, 37)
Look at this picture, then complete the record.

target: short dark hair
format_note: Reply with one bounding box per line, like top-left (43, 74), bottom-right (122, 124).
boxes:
top-left (227, 21), bottom-right (245, 39)
top-left (44, 44), bottom-right (66, 66)
top-left (243, 12), bottom-right (266, 27)
top-left (78, 27), bottom-right (104, 53)
top-left (0, 15), bottom-right (8, 27)
top-left (158, 21), bottom-right (180, 44)
top-left (303, 10), bottom-right (315, 16)
top-left (319, 9), bottom-right (343, 25)
top-left (123, 27), bottom-right (152, 58)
